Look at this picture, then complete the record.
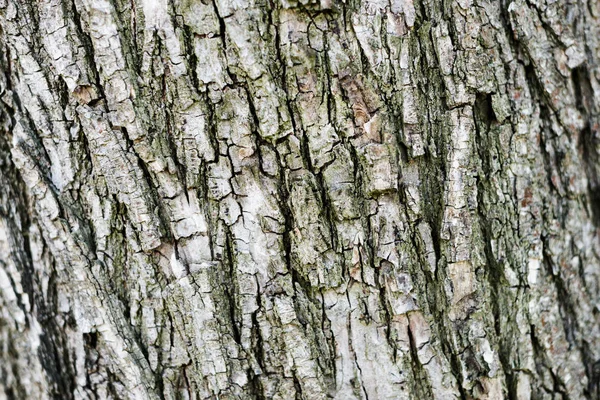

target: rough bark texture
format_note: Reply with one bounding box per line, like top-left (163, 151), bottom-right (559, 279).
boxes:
top-left (0, 0), bottom-right (600, 398)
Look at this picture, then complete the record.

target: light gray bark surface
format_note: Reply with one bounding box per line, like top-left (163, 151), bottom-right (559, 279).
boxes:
top-left (1, 0), bottom-right (600, 398)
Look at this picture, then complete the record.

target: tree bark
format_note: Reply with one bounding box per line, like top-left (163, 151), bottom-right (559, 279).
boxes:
top-left (0, 0), bottom-right (599, 398)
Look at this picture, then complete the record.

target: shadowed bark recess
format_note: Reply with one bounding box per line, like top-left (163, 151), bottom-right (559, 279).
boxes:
top-left (1, 0), bottom-right (600, 398)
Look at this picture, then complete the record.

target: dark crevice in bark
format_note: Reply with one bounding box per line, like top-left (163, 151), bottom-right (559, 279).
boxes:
top-left (523, 56), bottom-right (591, 399)
top-left (406, 316), bottom-right (435, 400)
top-left (249, 307), bottom-right (267, 400)
top-left (198, 160), bottom-right (218, 264)
top-left (129, 0), bottom-right (142, 54)
top-left (420, 151), bottom-right (444, 267)
top-left (0, 130), bottom-right (33, 311)
top-left (586, 355), bottom-right (600, 400)
top-left (106, 370), bottom-right (127, 400)
top-left (0, 102), bottom-right (78, 399)
top-left (374, 260), bottom-right (396, 360)
top-left (121, 126), bottom-right (172, 242)
top-left (473, 92), bottom-right (517, 399)
top-left (411, 31), bottom-right (446, 268)
top-left (264, 1), bottom-right (283, 84)
top-left (69, 0), bottom-right (108, 109)
top-left (248, 371), bottom-right (266, 400)
top-left (178, 364), bottom-right (194, 400)
top-left (530, 326), bottom-right (570, 399)
top-left (407, 12), bottom-right (473, 399)
top-left (38, 329), bottom-right (77, 400)
top-left (525, 3), bottom-right (565, 49)
top-left (203, 91), bottom-right (221, 165)
top-left (15, 109), bottom-right (52, 177)
top-left (541, 240), bottom-right (579, 349)
top-left (154, 354), bottom-right (167, 399)
top-left (319, 288), bottom-right (338, 391)
top-left (106, 0), bottom-right (142, 73)
top-left (292, 371), bottom-right (303, 400)
top-left (274, 156), bottom-right (295, 280)
top-left (211, 0), bottom-right (229, 72)
top-left (572, 65), bottom-right (600, 227)
top-left (346, 312), bottom-right (370, 400)
top-left (223, 225), bottom-right (242, 346)
top-left (523, 51), bottom-right (597, 393)
top-left (346, 140), bottom-right (363, 210)
top-left (180, 25), bottom-right (201, 93)
top-left (315, 170), bottom-right (339, 252)
top-left (82, 331), bottom-right (101, 397)
top-left (158, 60), bottom-right (190, 203)
top-left (582, 335), bottom-right (600, 400)
top-left (321, 25), bottom-right (338, 138)
top-left (108, 201), bottom-right (136, 326)
top-left (37, 275), bottom-right (78, 400)
top-left (54, 74), bottom-right (72, 111)
top-left (406, 219), bottom-right (435, 319)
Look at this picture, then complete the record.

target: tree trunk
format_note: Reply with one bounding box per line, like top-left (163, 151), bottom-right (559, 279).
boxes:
top-left (0, 0), bottom-right (599, 398)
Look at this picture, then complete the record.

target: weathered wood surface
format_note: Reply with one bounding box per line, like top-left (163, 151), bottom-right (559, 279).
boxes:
top-left (1, 0), bottom-right (600, 398)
